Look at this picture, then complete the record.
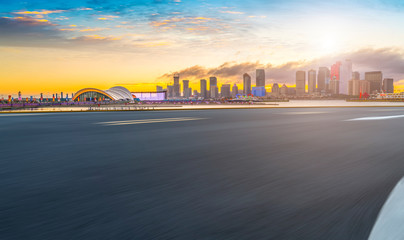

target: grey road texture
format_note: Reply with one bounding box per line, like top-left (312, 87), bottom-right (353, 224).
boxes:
top-left (1, 107), bottom-right (404, 239)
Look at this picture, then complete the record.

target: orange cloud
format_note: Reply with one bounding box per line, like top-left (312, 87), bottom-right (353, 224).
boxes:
top-left (98, 15), bottom-right (119, 20)
top-left (14, 10), bottom-right (66, 15)
top-left (11, 16), bottom-right (54, 25)
top-left (72, 35), bottom-right (122, 41)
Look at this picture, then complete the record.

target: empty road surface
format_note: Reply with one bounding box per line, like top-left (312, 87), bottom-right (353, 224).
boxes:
top-left (1, 107), bottom-right (404, 239)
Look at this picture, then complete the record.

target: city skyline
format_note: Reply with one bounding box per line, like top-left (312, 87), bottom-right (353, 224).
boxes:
top-left (1, 0), bottom-right (404, 95)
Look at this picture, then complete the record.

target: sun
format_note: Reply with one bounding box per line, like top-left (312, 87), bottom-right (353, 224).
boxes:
top-left (321, 37), bottom-right (339, 53)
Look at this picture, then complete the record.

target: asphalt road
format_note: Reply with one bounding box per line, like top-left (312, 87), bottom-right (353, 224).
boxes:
top-left (1, 107), bottom-right (404, 240)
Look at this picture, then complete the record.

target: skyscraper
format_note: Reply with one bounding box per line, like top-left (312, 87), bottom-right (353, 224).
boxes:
top-left (183, 80), bottom-right (190, 98)
top-left (272, 83), bottom-right (280, 97)
top-left (200, 79), bottom-right (207, 99)
top-left (340, 59), bottom-right (352, 95)
top-left (243, 73), bottom-right (251, 95)
top-left (256, 69), bottom-right (265, 87)
top-left (167, 85), bottom-right (174, 98)
top-left (330, 60), bottom-right (352, 95)
top-left (232, 84), bottom-right (238, 98)
top-left (296, 71), bottom-right (306, 96)
top-left (173, 73), bottom-right (181, 98)
top-left (383, 78), bottom-right (394, 93)
top-left (348, 80), bottom-right (354, 96)
top-left (365, 71), bottom-right (383, 93)
top-left (352, 79), bottom-right (360, 96)
top-left (317, 67), bottom-right (329, 93)
top-left (209, 76), bottom-right (217, 92)
top-left (221, 84), bottom-right (231, 98)
top-left (330, 62), bottom-right (341, 95)
top-left (308, 69), bottom-right (316, 94)
top-left (210, 86), bottom-right (219, 98)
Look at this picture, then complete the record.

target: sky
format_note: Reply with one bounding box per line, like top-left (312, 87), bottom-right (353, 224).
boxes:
top-left (1, 0), bottom-right (404, 96)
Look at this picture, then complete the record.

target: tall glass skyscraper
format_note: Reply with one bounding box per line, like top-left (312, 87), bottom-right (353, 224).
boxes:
top-left (243, 73), bottom-right (251, 95)
top-left (296, 71), bottom-right (306, 96)
top-left (308, 69), bottom-right (316, 94)
top-left (256, 69), bottom-right (265, 87)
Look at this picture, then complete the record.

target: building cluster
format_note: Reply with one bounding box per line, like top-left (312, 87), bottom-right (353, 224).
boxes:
top-left (291, 60), bottom-right (394, 97)
top-left (161, 69), bottom-right (268, 100)
top-left (159, 60), bottom-right (395, 100)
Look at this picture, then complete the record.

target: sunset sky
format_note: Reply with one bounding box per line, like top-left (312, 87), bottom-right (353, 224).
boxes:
top-left (1, 0), bottom-right (404, 96)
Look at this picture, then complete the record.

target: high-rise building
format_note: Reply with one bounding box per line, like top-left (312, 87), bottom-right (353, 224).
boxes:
top-left (210, 86), bottom-right (219, 98)
top-left (187, 88), bottom-right (192, 98)
top-left (167, 85), bottom-right (174, 98)
top-left (200, 79), bottom-right (207, 99)
top-left (232, 84), bottom-right (238, 97)
top-left (351, 79), bottom-right (360, 96)
top-left (359, 80), bottom-right (371, 95)
top-left (383, 78), bottom-right (394, 93)
top-left (352, 72), bottom-right (360, 80)
top-left (317, 67), bottom-right (330, 93)
top-left (350, 72), bottom-right (361, 96)
top-left (280, 84), bottom-right (288, 96)
top-left (308, 69), bottom-right (316, 94)
top-left (173, 73), bottom-right (180, 98)
top-left (348, 80), bottom-right (353, 96)
top-left (243, 73), bottom-right (251, 95)
top-left (296, 71), bottom-right (306, 96)
top-left (330, 60), bottom-right (352, 95)
top-left (272, 83), bottom-right (280, 97)
top-left (183, 80), bottom-right (190, 98)
top-left (256, 69), bottom-right (265, 87)
top-left (209, 76), bottom-right (217, 92)
top-left (365, 71), bottom-right (383, 93)
top-left (330, 62), bottom-right (341, 95)
top-left (221, 84), bottom-right (231, 98)
top-left (340, 59), bottom-right (352, 95)
top-left (156, 85), bottom-right (163, 92)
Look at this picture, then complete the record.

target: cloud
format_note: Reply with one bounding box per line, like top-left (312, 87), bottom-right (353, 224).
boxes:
top-left (220, 11), bottom-right (244, 14)
top-left (159, 48), bottom-right (404, 84)
top-left (13, 10), bottom-right (66, 15)
top-left (150, 16), bottom-right (223, 33)
top-left (79, 27), bottom-right (109, 32)
top-left (71, 35), bottom-right (122, 41)
top-left (98, 15), bottom-right (119, 20)
top-left (0, 17), bottom-right (62, 47)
